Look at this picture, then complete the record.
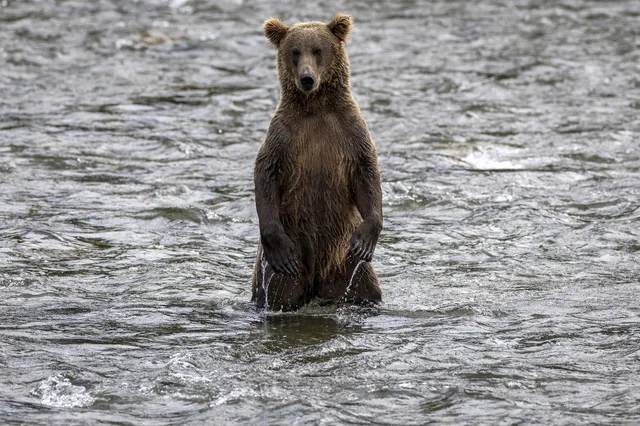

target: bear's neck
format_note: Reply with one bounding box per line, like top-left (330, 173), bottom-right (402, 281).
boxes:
top-left (279, 81), bottom-right (353, 114)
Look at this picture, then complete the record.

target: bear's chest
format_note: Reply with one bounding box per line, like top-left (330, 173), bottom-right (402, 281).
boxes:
top-left (290, 120), bottom-right (353, 186)
top-left (281, 118), bottom-right (355, 211)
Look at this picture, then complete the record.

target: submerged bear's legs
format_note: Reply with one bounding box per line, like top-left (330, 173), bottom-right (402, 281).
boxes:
top-left (315, 255), bottom-right (382, 305)
top-left (252, 229), bottom-right (380, 309)
top-left (343, 258), bottom-right (382, 305)
top-left (252, 243), bottom-right (315, 311)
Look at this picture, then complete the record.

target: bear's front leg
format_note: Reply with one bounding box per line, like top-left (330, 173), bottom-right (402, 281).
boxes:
top-left (348, 124), bottom-right (383, 263)
top-left (254, 129), bottom-right (300, 278)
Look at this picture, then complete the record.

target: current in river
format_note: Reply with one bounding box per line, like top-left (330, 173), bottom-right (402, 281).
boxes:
top-left (1, 0), bottom-right (639, 424)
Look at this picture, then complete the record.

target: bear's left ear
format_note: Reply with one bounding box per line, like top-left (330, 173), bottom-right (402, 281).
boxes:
top-left (264, 18), bottom-right (289, 48)
top-left (328, 13), bottom-right (352, 43)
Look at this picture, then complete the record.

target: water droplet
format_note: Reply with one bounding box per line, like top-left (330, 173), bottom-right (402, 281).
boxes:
top-left (345, 259), bottom-right (365, 298)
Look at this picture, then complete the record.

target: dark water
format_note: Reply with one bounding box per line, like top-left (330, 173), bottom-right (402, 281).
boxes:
top-left (1, 0), bottom-right (639, 424)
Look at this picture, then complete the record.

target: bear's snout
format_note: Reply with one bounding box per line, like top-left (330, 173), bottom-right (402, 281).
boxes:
top-left (300, 73), bottom-right (316, 92)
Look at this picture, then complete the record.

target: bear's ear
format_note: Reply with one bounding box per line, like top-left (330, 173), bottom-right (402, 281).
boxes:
top-left (263, 18), bottom-right (289, 47)
top-left (328, 13), bottom-right (352, 43)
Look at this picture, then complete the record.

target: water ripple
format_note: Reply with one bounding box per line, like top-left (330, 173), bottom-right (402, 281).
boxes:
top-left (1, 0), bottom-right (639, 424)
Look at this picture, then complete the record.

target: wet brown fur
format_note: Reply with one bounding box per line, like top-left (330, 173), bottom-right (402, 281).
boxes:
top-left (252, 13), bottom-right (383, 311)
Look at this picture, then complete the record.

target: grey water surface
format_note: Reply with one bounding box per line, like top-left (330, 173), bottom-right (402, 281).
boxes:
top-left (1, 0), bottom-right (639, 424)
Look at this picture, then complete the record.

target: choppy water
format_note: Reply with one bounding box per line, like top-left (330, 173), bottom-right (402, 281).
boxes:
top-left (1, 0), bottom-right (639, 424)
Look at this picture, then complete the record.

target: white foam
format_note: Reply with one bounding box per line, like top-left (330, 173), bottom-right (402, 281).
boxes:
top-left (462, 148), bottom-right (520, 171)
top-left (32, 374), bottom-right (95, 408)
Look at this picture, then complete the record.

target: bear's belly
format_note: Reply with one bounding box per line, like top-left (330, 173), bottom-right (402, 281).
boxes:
top-left (280, 168), bottom-right (359, 273)
top-left (280, 156), bottom-right (360, 260)
top-left (282, 165), bottom-right (355, 227)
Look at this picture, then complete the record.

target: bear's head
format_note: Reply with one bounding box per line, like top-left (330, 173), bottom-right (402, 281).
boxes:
top-left (263, 13), bottom-right (352, 96)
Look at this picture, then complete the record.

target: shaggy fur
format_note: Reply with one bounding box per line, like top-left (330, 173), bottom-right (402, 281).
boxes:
top-left (252, 13), bottom-right (383, 311)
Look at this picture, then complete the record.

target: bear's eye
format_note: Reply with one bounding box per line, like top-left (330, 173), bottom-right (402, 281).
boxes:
top-left (291, 48), bottom-right (300, 65)
top-left (312, 48), bottom-right (321, 56)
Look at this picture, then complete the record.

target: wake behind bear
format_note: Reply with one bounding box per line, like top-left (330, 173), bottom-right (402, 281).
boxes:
top-left (252, 13), bottom-right (383, 311)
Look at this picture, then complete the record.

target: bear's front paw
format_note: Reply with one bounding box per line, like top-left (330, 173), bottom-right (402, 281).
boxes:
top-left (261, 230), bottom-right (300, 278)
top-left (349, 221), bottom-right (381, 262)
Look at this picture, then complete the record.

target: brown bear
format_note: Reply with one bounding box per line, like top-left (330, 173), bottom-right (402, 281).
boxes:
top-left (251, 13), bottom-right (383, 311)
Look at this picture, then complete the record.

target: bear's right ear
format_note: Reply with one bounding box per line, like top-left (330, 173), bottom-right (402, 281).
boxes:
top-left (263, 18), bottom-right (289, 48)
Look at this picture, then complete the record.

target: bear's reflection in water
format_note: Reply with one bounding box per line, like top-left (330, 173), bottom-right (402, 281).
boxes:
top-left (252, 307), bottom-right (376, 353)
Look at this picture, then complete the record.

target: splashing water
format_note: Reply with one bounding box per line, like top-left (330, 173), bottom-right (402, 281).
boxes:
top-left (264, 272), bottom-right (275, 310)
top-left (344, 259), bottom-right (365, 298)
top-left (31, 375), bottom-right (95, 408)
top-left (260, 252), bottom-right (269, 309)
top-left (260, 251), bottom-right (276, 311)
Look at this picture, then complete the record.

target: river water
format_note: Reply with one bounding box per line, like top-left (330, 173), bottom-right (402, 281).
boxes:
top-left (1, 0), bottom-right (639, 424)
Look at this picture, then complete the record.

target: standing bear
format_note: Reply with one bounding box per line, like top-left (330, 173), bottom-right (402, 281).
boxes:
top-left (252, 13), bottom-right (383, 311)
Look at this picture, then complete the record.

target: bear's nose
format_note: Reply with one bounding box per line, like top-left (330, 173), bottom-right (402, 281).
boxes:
top-left (300, 73), bottom-right (315, 91)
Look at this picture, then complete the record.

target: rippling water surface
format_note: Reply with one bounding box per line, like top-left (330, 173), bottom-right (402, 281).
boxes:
top-left (1, 0), bottom-right (639, 424)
